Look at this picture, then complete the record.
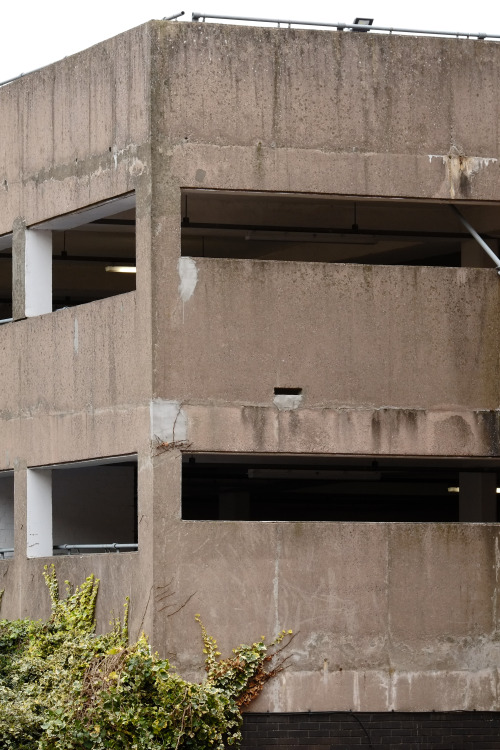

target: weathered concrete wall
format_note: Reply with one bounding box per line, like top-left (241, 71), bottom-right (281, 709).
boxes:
top-left (0, 553), bottom-right (147, 641)
top-left (146, 23), bottom-right (500, 715)
top-left (2, 21), bottom-right (500, 716)
top-left (150, 24), bottom-right (500, 454)
top-left (0, 292), bottom-right (153, 636)
top-left (0, 23), bottom-right (151, 232)
top-left (0, 294), bottom-right (148, 468)
top-left (152, 23), bottom-right (500, 200)
top-left (177, 259), bottom-right (498, 410)
top-left (153, 258), bottom-right (500, 457)
top-left (0, 25), bottom-right (156, 637)
top-left (153, 455), bottom-right (500, 712)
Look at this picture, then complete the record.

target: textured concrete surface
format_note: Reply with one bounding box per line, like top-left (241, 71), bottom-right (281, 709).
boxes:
top-left (156, 506), bottom-right (500, 711)
top-left (162, 257), bottom-right (500, 408)
top-left (0, 23), bottom-right (151, 233)
top-left (1, 21), bottom-right (500, 714)
top-left (0, 294), bottom-right (149, 469)
top-left (153, 24), bottom-right (500, 200)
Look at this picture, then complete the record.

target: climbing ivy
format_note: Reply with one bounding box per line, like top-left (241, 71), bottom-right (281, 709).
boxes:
top-left (0, 567), bottom-right (291, 749)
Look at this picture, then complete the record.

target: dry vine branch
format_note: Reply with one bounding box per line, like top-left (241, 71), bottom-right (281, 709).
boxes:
top-left (153, 435), bottom-right (192, 455)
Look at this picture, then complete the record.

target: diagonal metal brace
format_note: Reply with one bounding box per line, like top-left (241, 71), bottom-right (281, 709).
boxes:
top-left (450, 205), bottom-right (500, 274)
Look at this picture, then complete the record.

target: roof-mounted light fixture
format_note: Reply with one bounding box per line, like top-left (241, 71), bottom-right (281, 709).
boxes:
top-left (352, 18), bottom-right (374, 32)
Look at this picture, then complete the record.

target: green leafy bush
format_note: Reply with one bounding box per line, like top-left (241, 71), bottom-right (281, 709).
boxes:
top-left (0, 567), bottom-right (291, 749)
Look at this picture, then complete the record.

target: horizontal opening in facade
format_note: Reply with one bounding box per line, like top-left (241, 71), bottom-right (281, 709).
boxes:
top-left (181, 190), bottom-right (500, 268)
top-left (0, 471), bottom-right (14, 558)
top-left (25, 193), bottom-right (136, 316)
top-left (0, 233), bottom-right (13, 323)
top-left (182, 454), bottom-right (500, 522)
top-left (27, 455), bottom-right (138, 557)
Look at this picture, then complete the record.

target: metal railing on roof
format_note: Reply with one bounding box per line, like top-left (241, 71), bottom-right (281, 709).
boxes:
top-left (0, 67), bottom-right (46, 89)
top-left (2, 14), bottom-right (499, 91)
top-left (191, 12), bottom-right (499, 40)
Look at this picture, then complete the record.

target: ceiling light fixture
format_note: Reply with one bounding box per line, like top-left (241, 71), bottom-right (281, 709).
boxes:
top-left (248, 469), bottom-right (382, 480)
top-left (105, 265), bottom-right (136, 273)
top-left (448, 486), bottom-right (500, 493)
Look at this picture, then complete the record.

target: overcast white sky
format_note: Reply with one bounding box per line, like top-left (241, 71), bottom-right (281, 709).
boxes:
top-left (2, 1), bottom-right (500, 84)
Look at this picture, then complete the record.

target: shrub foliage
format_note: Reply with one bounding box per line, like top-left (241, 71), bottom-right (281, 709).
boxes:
top-left (0, 567), bottom-right (291, 749)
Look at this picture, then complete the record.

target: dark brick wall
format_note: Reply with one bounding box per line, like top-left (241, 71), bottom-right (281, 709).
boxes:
top-left (241, 712), bottom-right (500, 750)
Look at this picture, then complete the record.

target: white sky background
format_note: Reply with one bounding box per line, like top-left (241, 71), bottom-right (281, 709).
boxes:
top-left (2, 0), bottom-right (500, 83)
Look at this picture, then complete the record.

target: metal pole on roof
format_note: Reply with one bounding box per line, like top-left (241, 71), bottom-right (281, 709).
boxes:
top-left (164, 11), bottom-right (185, 20)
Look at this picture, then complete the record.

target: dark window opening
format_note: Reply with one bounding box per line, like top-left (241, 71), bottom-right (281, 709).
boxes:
top-left (51, 457), bottom-right (138, 554)
top-left (0, 235), bottom-right (13, 323)
top-left (182, 454), bottom-right (500, 522)
top-left (52, 206), bottom-right (136, 310)
top-left (181, 190), bottom-right (500, 268)
top-left (274, 387), bottom-right (303, 396)
top-left (0, 472), bottom-right (14, 558)
top-left (29, 194), bottom-right (136, 313)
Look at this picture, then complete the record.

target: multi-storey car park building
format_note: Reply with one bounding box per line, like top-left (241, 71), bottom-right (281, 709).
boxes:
top-left (2, 16), bottom-right (500, 747)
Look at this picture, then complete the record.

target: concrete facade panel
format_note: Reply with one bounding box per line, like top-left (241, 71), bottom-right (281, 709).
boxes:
top-left (0, 293), bottom-right (149, 469)
top-left (159, 519), bottom-right (500, 712)
top-left (169, 144), bottom-right (500, 202)
top-left (155, 26), bottom-right (500, 157)
top-left (183, 404), bottom-right (500, 457)
top-left (0, 24), bottom-right (150, 232)
top-left (388, 525), bottom-right (498, 645)
top-left (154, 25), bottom-right (500, 202)
top-left (158, 259), bottom-right (500, 412)
top-left (0, 553), bottom-right (147, 641)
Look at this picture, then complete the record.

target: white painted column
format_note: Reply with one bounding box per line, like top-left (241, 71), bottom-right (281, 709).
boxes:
top-left (26, 469), bottom-right (53, 557)
top-left (25, 229), bottom-right (52, 317)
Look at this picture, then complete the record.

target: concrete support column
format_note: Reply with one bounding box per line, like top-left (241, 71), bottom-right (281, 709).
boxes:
top-left (12, 219), bottom-right (26, 321)
top-left (461, 238), bottom-right (497, 269)
top-left (12, 221), bottom-right (52, 320)
top-left (13, 464), bottom-right (27, 564)
top-left (219, 492), bottom-right (251, 520)
top-left (26, 469), bottom-right (53, 558)
top-left (459, 472), bottom-right (497, 522)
